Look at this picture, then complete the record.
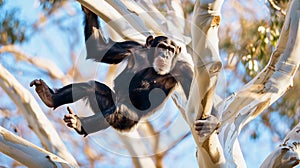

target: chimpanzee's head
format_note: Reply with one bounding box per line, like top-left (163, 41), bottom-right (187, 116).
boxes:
top-left (145, 36), bottom-right (181, 75)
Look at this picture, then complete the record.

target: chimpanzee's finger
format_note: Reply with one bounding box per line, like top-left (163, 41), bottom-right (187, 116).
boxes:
top-left (67, 123), bottom-right (74, 128)
top-left (195, 125), bottom-right (211, 131)
top-left (64, 114), bottom-right (74, 120)
top-left (67, 106), bottom-right (75, 115)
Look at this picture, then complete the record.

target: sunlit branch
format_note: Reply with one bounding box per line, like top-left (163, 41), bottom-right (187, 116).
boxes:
top-left (0, 126), bottom-right (73, 167)
top-left (0, 65), bottom-right (78, 167)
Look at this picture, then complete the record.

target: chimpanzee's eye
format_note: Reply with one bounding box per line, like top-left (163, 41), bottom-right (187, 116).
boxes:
top-left (169, 46), bottom-right (175, 53)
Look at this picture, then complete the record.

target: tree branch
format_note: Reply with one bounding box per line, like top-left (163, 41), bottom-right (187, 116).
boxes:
top-left (77, 0), bottom-right (146, 42)
top-left (0, 126), bottom-right (73, 168)
top-left (187, 0), bottom-right (225, 167)
top-left (0, 64), bottom-right (78, 167)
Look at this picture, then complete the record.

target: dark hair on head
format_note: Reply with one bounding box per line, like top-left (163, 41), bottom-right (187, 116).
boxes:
top-left (150, 36), bottom-right (168, 47)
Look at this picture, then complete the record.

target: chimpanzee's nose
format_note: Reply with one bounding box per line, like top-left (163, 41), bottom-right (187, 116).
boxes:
top-left (160, 52), bottom-right (169, 59)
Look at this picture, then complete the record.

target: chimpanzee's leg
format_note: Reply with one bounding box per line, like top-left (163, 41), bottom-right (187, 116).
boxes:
top-left (31, 79), bottom-right (139, 135)
top-left (78, 104), bottom-right (139, 135)
top-left (52, 82), bottom-right (94, 109)
top-left (30, 79), bottom-right (116, 111)
top-left (64, 96), bottom-right (140, 135)
top-left (62, 83), bottom-right (139, 134)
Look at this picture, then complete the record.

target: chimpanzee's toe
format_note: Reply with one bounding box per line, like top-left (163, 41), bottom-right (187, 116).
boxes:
top-left (30, 79), bottom-right (42, 87)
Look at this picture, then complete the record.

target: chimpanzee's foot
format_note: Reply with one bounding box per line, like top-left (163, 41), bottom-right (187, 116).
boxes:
top-left (30, 79), bottom-right (54, 107)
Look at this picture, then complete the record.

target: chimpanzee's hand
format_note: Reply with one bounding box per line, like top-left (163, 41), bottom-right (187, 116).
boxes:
top-left (194, 115), bottom-right (220, 142)
top-left (64, 106), bottom-right (88, 137)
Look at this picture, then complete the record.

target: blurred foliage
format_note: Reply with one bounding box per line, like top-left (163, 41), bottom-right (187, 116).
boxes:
top-left (39, 0), bottom-right (62, 11)
top-left (0, 0), bottom-right (65, 45)
top-left (241, 2), bottom-right (284, 78)
top-left (0, 0), bottom-right (27, 45)
top-left (38, 0), bottom-right (63, 18)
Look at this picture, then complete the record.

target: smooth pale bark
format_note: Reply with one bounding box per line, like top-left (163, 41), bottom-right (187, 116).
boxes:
top-left (185, 0), bottom-right (300, 167)
top-left (117, 131), bottom-right (156, 168)
top-left (166, 0), bottom-right (185, 33)
top-left (122, 1), bottom-right (163, 35)
top-left (188, 0), bottom-right (223, 121)
top-left (77, 0), bottom-right (145, 42)
top-left (0, 65), bottom-right (79, 167)
top-left (104, 1), bottom-right (152, 37)
top-left (0, 126), bottom-right (73, 168)
top-left (137, 0), bottom-right (170, 32)
top-left (187, 0), bottom-right (226, 167)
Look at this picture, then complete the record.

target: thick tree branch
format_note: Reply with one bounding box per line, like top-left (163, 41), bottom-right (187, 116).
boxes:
top-left (77, 0), bottom-right (145, 42)
top-left (104, 1), bottom-right (151, 37)
top-left (187, 0), bottom-right (225, 167)
top-left (121, 0), bottom-right (163, 35)
top-left (0, 65), bottom-right (78, 167)
top-left (188, 0), bottom-right (223, 121)
top-left (166, 0), bottom-right (185, 34)
top-left (0, 126), bottom-right (73, 168)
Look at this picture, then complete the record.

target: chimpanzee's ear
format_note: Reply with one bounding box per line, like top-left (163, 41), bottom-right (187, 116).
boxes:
top-left (176, 46), bottom-right (181, 55)
top-left (145, 35), bottom-right (154, 48)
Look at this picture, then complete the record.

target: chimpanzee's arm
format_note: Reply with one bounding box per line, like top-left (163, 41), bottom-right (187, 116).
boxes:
top-left (82, 6), bottom-right (143, 64)
top-left (82, 6), bottom-right (99, 41)
top-left (172, 61), bottom-right (193, 98)
top-left (93, 40), bottom-right (143, 64)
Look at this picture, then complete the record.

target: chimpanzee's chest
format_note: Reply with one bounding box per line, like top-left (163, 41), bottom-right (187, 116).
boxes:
top-left (114, 68), bottom-right (177, 112)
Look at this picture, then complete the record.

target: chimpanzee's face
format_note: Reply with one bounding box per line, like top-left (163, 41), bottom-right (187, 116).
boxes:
top-left (152, 39), bottom-right (181, 75)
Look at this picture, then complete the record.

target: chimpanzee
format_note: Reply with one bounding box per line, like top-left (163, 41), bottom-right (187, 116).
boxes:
top-left (30, 7), bottom-right (193, 136)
